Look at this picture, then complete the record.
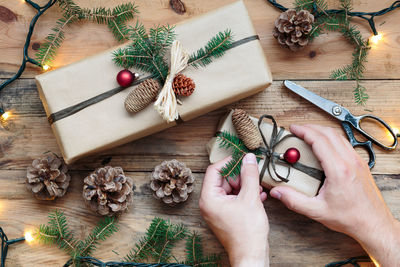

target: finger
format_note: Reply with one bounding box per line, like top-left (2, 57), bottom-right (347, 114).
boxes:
top-left (221, 179), bottom-right (233, 194)
top-left (290, 124), bottom-right (343, 175)
top-left (270, 186), bottom-right (322, 219)
top-left (259, 186), bottom-right (263, 194)
top-left (260, 192), bottom-right (267, 202)
top-left (239, 153), bottom-right (261, 201)
top-left (305, 124), bottom-right (356, 162)
top-left (202, 157), bottom-right (232, 196)
top-left (227, 176), bottom-right (241, 190)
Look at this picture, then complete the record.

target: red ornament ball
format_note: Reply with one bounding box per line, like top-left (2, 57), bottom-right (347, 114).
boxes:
top-left (283, 147), bottom-right (300, 164)
top-left (116, 69), bottom-right (136, 87)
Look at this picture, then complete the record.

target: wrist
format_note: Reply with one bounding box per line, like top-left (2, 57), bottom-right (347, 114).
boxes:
top-left (352, 215), bottom-right (400, 266)
top-left (229, 244), bottom-right (269, 267)
top-left (231, 258), bottom-right (269, 267)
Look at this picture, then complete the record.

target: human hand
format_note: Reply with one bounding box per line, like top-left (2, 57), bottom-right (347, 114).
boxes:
top-left (270, 124), bottom-right (400, 266)
top-left (199, 153), bottom-right (269, 267)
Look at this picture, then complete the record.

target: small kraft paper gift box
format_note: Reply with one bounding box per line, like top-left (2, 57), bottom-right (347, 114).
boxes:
top-left (207, 111), bottom-right (324, 197)
top-left (35, 0), bottom-right (272, 164)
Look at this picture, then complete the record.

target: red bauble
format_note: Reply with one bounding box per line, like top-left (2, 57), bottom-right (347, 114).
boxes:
top-left (117, 69), bottom-right (136, 87)
top-left (283, 147), bottom-right (300, 164)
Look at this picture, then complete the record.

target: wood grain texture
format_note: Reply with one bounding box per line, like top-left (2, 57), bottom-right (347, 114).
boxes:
top-left (0, 169), bottom-right (398, 267)
top-left (1, 79), bottom-right (399, 174)
top-left (0, 0), bottom-right (399, 79)
top-left (1, 0), bottom-right (400, 266)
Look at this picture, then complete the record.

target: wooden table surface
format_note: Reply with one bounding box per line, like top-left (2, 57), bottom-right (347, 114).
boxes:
top-left (0, 0), bottom-right (399, 266)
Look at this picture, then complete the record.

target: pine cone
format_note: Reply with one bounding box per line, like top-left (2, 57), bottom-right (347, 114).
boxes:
top-left (26, 154), bottom-right (70, 200)
top-left (232, 109), bottom-right (263, 150)
top-left (172, 74), bottom-right (195, 96)
top-left (83, 166), bottom-right (134, 216)
top-left (273, 9), bottom-right (314, 51)
top-left (125, 79), bottom-right (161, 113)
top-left (150, 160), bottom-right (195, 205)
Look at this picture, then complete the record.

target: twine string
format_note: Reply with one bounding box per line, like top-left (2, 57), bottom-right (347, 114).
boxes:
top-left (257, 115), bottom-right (325, 183)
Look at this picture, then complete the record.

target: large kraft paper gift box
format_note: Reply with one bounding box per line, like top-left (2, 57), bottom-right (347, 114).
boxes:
top-left (207, 111), bottom-right (324, 197)
top-left (35, 1), bottom-right (272, 164)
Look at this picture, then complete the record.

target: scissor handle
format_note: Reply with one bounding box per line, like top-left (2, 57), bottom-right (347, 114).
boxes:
top-left (346, 114), bottom-right (398, 150)
top-left (342, 122), bottom-right (376, 169)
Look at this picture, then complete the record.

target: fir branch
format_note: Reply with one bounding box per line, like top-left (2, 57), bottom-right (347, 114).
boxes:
top-left (35, 0), bottom-right (137, 66)
top-left (46, 210), bottom-right (78, 256)
top-left (217, 131), bottom-right (262, 179)
top-left (156, 223), bottom-right (188, 263)
top-left (188, 29), bottom-right (233, 68)
top-left (185, 232), bottom-right (221, 267)
top-left (124, 218), bottom-right (167, 262)
top-left (79, 216), bottom-right (118, 257)
top-left (35, 13), bottom-right (78, 66)
top-left (353, 82), bottom-right (369, 105)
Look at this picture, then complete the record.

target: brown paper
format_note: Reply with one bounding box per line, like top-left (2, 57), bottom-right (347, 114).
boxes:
top-left (206, 111), bottom-right (323, 197)
top-left (35, 1), bottom-right (272, 164)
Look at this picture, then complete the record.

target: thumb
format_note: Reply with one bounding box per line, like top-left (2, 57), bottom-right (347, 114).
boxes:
top-left (270, 186), bottom-right (322, 217)
top-left (239, 153), bottom-right (260, 201)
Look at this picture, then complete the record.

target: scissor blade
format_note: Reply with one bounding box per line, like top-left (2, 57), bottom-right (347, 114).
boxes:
top-left (284, 80), bottom-right (347, 121)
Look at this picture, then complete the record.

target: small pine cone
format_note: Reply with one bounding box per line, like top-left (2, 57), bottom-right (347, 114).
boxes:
top-left (26, 154), bottom-right (70, 200)
top-left (83, 166), bottom-right (134, 216)
top-left (125, 78), bottom-right (160, 113)
top-left (273, 9), bottom-right (314, 51)
top-left (150, 160), bottom-right (195, 206)
top-left (172, 74), bottom-right (195, 96)
top-left (232, 109), bottom-right (263, 150)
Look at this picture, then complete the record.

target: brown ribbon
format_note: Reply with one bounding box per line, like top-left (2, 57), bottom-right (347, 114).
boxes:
top-left (257, 114), bottom-right (325, 183)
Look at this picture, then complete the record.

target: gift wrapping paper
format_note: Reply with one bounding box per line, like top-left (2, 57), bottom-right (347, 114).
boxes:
top-left (207, 111), bottom-right (323, 197)
top-left (35, 1), bottom-right (272, 164)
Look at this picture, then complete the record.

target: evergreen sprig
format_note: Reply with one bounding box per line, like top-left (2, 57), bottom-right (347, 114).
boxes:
top-left (35, 0), bottom-right (138, 67)
top-left (36, 210), bottom-right (118, 266)
top-left (217, 131), bottom-right (262, 179)
top-left (124, 217), bottom-right (188, 263)
top-left (184, 232), bottom-right (221, 267)
top-left (113, 27), bottom-right (233, 84)
top-left (36, 211), bottom-right (221, 266)
top-left (188, 29), bottom-right (234, 68)
top-left (293, 0), bottom-right (370, 105)
top-left (112, 22), bottom-right (175, 83)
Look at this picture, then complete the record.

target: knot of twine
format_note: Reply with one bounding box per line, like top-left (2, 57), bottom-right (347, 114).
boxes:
top-left (154, 40), bottom-right (189, 122)
top-left (257, 114), bottom-right (324, 183)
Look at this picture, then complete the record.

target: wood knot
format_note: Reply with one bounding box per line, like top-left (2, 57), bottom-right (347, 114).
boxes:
top-left (0, 6), bottom-right (17, 23)
top-left (170, 0), bottom-right (186, 14)
top-left (309, 50), bottom-right (317, 58)
top-left (32, 42), bottom-right (41, 50)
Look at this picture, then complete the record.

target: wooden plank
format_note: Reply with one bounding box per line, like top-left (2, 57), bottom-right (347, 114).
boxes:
top-left (1, 79), bottom-right (399, 174)
top-left (0, 0), bottom-right (399, 80)
top-left (0, 169), bottom-right (398, 266)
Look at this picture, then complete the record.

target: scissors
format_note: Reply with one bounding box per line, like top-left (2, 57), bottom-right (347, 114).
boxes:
top-left (284, 80), bottom-right (399, 169)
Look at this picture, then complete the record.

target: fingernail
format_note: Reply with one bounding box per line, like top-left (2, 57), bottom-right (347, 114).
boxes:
top-left (243, 153), bottom-right (257, 165)
top-left (270, 190), bottom-right (281, 200)
top-left (290, 124), bottom-right (299, 130)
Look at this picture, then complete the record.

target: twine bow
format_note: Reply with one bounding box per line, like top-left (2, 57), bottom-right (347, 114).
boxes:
top-left (154, 40), bottom-right (189, 122)
top-left (257, 115), bottom-right (324, 183)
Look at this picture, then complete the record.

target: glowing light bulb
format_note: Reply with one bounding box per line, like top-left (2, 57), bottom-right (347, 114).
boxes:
top-left (370, 33), bottom-right (383, 45)
top-left (42, 65), bottom-right (50, 71)
top-left (24, 231), bottom-right (34, 243)
top-left (1, 111), bottom-right (10, 120)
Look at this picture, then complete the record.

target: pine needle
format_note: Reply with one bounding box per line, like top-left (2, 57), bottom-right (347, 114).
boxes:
top-left (35, 0), bottom-right (138, 66)
top-left (216, 131), bottom-right (262, 179)
top-left (188, 29), bottom-right (233, 68)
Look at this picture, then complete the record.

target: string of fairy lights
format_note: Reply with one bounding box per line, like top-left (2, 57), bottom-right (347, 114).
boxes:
top-left (1, 0), bottom-right (400, 266)
top-left (0, 228), bottom-right (189, 267)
